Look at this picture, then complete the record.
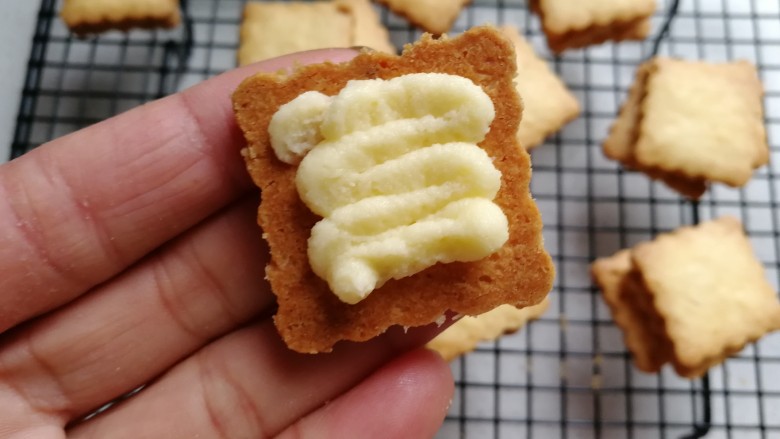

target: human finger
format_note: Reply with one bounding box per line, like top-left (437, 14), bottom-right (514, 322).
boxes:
top-left (0, 197), bottom-right (272, 423)
top-left (276, 349), bottom-right (453, 439)
top-left (66, 319), bottom-right (446, 438)
top-left (0, 48), bottom-right (358, 334)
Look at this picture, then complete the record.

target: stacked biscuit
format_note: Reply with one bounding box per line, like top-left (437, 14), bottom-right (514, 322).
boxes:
top-left (60, 0), bottom-right (181, 35)
top-left (592, 217), bottom-right (780, 378)
top-left (603, 57), bottom-right (768, 199)
top-left (375, 0), bottom-right (471, 35)
top-left (530, 0), bottom-right (656, 53)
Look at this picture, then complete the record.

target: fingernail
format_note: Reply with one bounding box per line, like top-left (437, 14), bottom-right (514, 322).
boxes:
top-left (349, 46), bottom-right (376, 53)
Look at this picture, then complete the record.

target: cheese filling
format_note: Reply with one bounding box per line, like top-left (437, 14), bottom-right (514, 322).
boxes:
top-left (268, 73), bottom-right (508, 304)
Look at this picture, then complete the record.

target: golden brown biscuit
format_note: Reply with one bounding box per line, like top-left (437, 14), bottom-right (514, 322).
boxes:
top-left (238, 2), bottom-right (353, 66)
top-left (60, 0), bottom-right (180, 35)
top-left (632, 217), bottom-right (780, 378)
top-left (499, 26), bottom-right (580, 149)
top-left (238, 1), bottom-right (395, 66)
top-left (592, 217), bottom-right (780, 378)
top-left (427, 299), bottom-right (550, 361)
top-left (603, 58), bottom-right (766, 199)
top-left (636, 58), bottom-right (767, 188)
top-left (529, 0), bottom-right (655, 53)
top-left (232, 26), bottom-right (554, 353)
top-left (375, 0), bottom-right (470, 35)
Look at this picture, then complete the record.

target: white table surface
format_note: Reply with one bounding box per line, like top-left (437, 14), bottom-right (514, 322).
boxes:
top-left (0, 2), bottom-right (39, 163)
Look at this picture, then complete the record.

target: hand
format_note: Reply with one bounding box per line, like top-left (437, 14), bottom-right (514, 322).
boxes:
top-left (0, 50), bottom-right (453, 439)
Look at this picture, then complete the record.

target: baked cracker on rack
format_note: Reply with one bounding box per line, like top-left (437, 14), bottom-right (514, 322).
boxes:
top-left (238, 0), bottom-right (395, 66)
top-left (632, 217), bottom-right (780, 377)
top-left (529, 0), bottom-right (655, 53)
top-left (375, 0), bottom-right (470, 35)
top-left (603, 58), bottom-right (767, 199)
top-left (603, 61), bottom-right (708, 198)
top-left (60, 0), bottom-right (181, 35)
top-left (427, 299), bottom-right (550, 361)
top-left (500, 26), bottom-right (580, 149)
top-left (592, 217), bottom-right (780, 378)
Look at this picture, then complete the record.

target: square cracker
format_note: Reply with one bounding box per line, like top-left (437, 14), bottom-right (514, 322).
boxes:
top-left (375, 0), bottom-right (470, 35)
top-left (632, 217), bottom-right (780, 378)
top-left (530, 0), bottom-right (655, 53)
top-left (238, 2), bottom-right (352, 66)
top-left (635, 58), bottom-right (767, 188)
top-left (238, 1), bottom-right (395, 66)
top-left (591, 250), bottom-right (672, 373)
top-left (603, 61), bottom-right (708, 199)
top-left (335, 0), bottom-right (396, 54)
top-left (232, 26), bottom-right (554, 353)
top-left (60, 0), bottom-right (180, 35)
top-left (427, 299), bottom-right (549, 361)
top-left (500, 26), bottom-right (580, 149)
top-left (604, 58), bottom-right (767, 198)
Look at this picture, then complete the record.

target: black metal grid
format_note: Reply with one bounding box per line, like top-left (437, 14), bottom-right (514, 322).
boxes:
top-left (9, 0), bottom-right (780, 438)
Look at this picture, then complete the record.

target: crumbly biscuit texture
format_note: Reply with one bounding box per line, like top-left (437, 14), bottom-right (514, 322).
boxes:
top-left (499, 26), bottom-right (580, 149)
top-left (592, 217), bottom-right (780, 378)
top-left (530, 0), bottom-right (655, 53)
top-left (232, 26), bottom-right (554, 353)
top-left (238, 2), bottom-right (352, 66)
top-left (376, 0), bottom-right (470, 34)
top-left (61, 0), bottom-right (180, 35)
top-left (427, 299), bottom-right (549, 361)
top-left (603, 57), bottom-right (766, 199)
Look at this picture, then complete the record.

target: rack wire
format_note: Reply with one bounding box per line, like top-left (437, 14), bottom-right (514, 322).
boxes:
top-left (10, 0), bottom-right (780, 437)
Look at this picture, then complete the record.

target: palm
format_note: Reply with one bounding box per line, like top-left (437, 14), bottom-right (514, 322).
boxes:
top-left (0, 49), bottom-right (452, 439)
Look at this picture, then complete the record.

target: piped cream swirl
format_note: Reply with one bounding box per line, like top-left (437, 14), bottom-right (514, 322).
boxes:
top-left (269, 73), bottom-right (508, 304)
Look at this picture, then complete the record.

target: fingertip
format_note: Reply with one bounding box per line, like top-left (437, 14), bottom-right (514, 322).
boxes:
top-left (401, 348), bottom-right (455, 423)
top-left (407, 346), bottom-right (454, 387)
top-left (277, 348), bottom-right (454, 439)
top-left (352, 347), bottom-right (455, 437)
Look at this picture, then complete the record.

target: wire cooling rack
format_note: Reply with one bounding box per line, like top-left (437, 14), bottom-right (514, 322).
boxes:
top-left (10, 0), bottom-right (780, 437)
